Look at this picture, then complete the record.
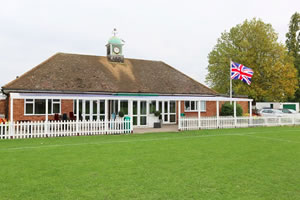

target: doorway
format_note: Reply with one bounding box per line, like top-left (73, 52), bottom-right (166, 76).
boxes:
top-left (132, 100), bottom-right (147, 126)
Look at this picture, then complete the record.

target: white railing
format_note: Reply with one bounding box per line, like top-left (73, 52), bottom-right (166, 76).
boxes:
top-left (0, 119), bottom-right (132, 139)
top-left (179, 116), bottom-right (300, 131)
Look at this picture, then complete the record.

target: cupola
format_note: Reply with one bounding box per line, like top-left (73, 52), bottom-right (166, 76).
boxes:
top-left (106, 28), bottom-right (124, 62)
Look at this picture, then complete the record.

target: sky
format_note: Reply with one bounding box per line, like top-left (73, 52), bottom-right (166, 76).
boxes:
top-left (0, 0), bottom-right (299, 89)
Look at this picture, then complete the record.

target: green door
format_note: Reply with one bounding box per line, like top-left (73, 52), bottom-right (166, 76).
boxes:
top-left (283, 104), bottom-right (296, 111)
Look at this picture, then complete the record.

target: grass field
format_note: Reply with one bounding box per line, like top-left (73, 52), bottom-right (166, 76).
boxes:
top-left (1, 126), bottom-right (300, 200)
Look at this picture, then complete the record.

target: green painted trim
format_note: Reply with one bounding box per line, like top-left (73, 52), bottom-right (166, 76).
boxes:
top-left (114, 93), bottom-right (159, 96)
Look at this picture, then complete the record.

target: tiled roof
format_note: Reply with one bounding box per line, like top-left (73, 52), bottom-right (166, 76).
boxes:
top-left (3, 53), bottom-right (217, 95)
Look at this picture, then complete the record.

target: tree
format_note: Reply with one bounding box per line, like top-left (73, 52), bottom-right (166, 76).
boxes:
top-left (206, 18), bottom-right (298, 102)
top-left (286, 12), bottom-right (300, 101)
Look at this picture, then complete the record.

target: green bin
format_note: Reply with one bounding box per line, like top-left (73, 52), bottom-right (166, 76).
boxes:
top-left (124, 116), bottom-right (131, 132)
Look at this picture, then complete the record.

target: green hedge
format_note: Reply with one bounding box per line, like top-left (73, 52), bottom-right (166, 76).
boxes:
top-left (220, 102), bottom-right (243, 116)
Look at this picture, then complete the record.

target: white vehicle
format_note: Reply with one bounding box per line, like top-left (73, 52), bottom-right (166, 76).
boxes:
top-left (258, 109), bottom-right (284, 117)
top-left (281, 109), bottom-right (297, 114)
top-left (280, 109), bottom-right (300, 117)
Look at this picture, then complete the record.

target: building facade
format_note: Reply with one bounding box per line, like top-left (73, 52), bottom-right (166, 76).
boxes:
top-left (1, 31), bottom-right (252, 128)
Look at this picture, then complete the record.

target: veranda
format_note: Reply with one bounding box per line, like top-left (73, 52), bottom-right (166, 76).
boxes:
top-left (9, 92), bottom-right (253, 128)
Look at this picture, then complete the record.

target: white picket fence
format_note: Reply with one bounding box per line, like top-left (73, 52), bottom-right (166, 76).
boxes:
top-left (179, 116), bottom-right (300, 131)
top-left (0, 119), bottom-right (132, 139)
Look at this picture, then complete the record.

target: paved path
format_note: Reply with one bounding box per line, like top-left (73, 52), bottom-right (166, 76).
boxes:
top-left (133, 124), bottom-right (178, 134)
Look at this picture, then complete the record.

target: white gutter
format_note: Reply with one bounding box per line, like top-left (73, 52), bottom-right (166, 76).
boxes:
top-left (11, 92), bottom-right (253, 102)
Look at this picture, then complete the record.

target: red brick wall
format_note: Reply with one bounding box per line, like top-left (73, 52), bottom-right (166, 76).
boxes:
top-left (183, 101), bottom-right (218, 118)
top-left (8, 99), bottom-right (74, 122)
top-left (239, 101), bottom-right (249, 114)
top-left (61, 100), bottom-right (74, 115)
top-left (219, 101), bottom-right (249, 114)
top-left (0, 99), bottom-right (5, 115)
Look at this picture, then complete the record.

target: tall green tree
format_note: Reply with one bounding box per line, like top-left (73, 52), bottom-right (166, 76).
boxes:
top-left (206, 18), bottom-right (298, 102)
top-left (286, 12), bottom-right (300, 101)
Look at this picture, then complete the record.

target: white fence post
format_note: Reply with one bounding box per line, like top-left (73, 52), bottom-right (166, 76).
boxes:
top-left (216, 101), bottom-right (220, 128)
top-left (178, 101), bottom-right (181, 131)
top-left (198, 100), bottom-right (201, 129)
top-left (234, 101), bottom-right (237, 127)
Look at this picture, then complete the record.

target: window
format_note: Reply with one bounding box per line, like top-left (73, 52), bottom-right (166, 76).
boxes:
top-left (149, 101), bottom-right (156, 114)
top-left (170, 101), bottom-right (176, 123)
top-left (200, 101), bottom-right (206, 112)
top-left (73, 99), bottom-right (106, 120)
top-left (52, 99), bottom-right (60, 114)
top-left (184, 101), bottom-right (206, 112)
top-left (25, 99), bottom-right (34, 114)
top-left (35, 99), bottom-right (46, 114)
top-left (25, 99), bottom-right (61, 115)
top-left (120, 100), bottom-right (128, 115)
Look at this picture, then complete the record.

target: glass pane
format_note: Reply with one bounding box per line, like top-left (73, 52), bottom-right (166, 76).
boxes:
top-left (100, 100), bottom-right (105, 114)
top-left (100, 115), bottom-right (105, 121)
top-left (85, 116), bottom-right (90, 121)
top-left (133, 101), bottom-right (137, 115)
top-left (159, 102), bottom-right (162, 113)
top-left (133, 116), bottom-right (137, 125)
top-left (48, 99), bottom-right (52, 114)
top-left (140, 116), bottom-right (147, 125)
top-left (170, 114), bottom-right (176, 122)
top-left (164, 114), bottom-right (168, 122)
top-left (120, 100), bottom-right (128, 115)
top-left (93, 101), bottom-right (97, 114)
top-left (201, 101), bottom-right (206, 111)
top-left (185, 101), bottom-right (190, 111)
top-left (35, 99), bottom-right (46, 114)
top-left (93, 116), bottom-right (97, 121)
top-left (170, 101), bottom-right (176, 113)
top-left (85, 101), bottom-right (90, 114)
top-left (79, 100), bottom-right (82, 115)
top-left (114, 100), bottom-right (118, 114)
top-left (74, 100), bottom-right (77, 114)
top-left (149, 101), bottom-right (156, 114)
top-left (164, 102), bottom-right (168, 113)
top-left (191, 101), bottom-right (195, 110)
top-left (26, 99), bottom-right (33, 102)
top-left (25, 103), bottom-right (33, 114)
top-left (53, 104), bottom-right (60, 114)
top-left (140, 101), bottom-right (146, 115)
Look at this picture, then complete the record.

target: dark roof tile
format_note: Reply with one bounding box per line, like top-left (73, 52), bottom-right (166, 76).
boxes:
top-left (3, 53), bottom-right (217, 95)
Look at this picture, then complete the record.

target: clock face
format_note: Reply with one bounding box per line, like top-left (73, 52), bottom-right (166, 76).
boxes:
top-left (113, 47), bottom-right (120, 54)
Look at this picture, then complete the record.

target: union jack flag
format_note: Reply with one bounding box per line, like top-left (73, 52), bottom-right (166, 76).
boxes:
top-left (231, 62), bottom-right (254, 85)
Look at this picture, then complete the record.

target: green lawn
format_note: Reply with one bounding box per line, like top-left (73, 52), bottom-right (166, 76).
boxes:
top-left (1, 126), bottom-right (300, 200)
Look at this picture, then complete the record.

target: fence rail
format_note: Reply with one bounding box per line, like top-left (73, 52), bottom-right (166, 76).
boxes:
top-left (179, 116), bottom-right (300, 131)
top-left (0, 119), bottom-right (132, 139)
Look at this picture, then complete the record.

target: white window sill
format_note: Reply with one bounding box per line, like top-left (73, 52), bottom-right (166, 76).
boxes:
top-left (24, 114), bottom-right (61, 116)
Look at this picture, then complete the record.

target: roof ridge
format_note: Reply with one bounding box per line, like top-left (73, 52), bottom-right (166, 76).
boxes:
top-left (56, 52), bottom-right (162, 62)
top-left (2, 53), bottom-right (60, 89)
top-left (159, 61), bottom-right (218, 95)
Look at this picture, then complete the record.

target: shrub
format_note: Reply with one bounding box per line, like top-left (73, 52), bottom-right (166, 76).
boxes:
top-left (154, 110), bottom-right (161, 117)
top-left (220, 102), bottom-right (243, 116)
top-left (118, 111), bottom-right (124, 118)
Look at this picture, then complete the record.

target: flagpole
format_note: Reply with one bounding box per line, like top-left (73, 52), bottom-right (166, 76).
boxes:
top-left (230, 59), bottom-right (232, 104)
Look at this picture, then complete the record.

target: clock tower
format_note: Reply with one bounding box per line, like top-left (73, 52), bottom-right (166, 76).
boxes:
top-left (106, 28), bottom-right (124, 62)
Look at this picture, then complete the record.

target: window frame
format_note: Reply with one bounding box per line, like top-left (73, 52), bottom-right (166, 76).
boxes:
top-left (73, 99), bottom-right (106, 120)
top-left (184, 101), bottom-right (206, 112)
top-left (24, 99), bottom-right (61, 116)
